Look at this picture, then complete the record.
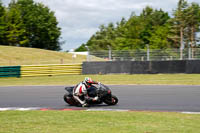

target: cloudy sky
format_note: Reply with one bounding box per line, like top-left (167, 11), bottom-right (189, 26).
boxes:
top-left (2, 0), bottom-right (200, 51)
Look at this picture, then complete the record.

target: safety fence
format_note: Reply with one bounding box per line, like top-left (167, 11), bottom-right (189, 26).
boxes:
top-left (82, 60), bottom-right (200, 74)
top-left (88, 48), bottom-right (200, 61)
top-left (21, 64), bottom-right (82, 77)
top-left (0, 64), bottom-right (82, 78)
top-left (0, 66), bottom-right (21, 77)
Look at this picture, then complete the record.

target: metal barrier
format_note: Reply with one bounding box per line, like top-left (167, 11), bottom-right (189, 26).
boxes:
top-left (21, 64), bottom-right (82, 77)
top-left (0, 66), bottom-right (21, 77)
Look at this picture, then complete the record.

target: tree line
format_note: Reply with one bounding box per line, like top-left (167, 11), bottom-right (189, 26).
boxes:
top-left (76, 0), bottom-right (200, 51)
top-left (0, 0), bottom-right (61, 50)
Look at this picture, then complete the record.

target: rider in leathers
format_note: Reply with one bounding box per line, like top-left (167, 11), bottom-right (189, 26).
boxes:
top-left (73, 77), bottom-right (99, 107)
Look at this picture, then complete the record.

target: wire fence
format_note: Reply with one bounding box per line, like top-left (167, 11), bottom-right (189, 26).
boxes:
top-left (1, 48), bottom-right (200, 66)
top-left (88, 48), bottom-right (200, 61)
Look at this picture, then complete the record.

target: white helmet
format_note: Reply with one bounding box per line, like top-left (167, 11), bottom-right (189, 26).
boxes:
top-left (84, 77), bottom-right (93, 83)
top-left (84, 77), bottom-right (93, 87)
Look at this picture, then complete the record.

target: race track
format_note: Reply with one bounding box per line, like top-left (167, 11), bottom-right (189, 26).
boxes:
top-left (0, 85), bottom-right (200, 112)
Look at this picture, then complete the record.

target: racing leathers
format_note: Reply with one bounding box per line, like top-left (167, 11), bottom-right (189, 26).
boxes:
top-left (73, 81), bottom-right (98, 107)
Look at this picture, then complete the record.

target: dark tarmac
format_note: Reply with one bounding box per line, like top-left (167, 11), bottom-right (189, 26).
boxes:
top-left (0, 85), bottom-right (200, 112)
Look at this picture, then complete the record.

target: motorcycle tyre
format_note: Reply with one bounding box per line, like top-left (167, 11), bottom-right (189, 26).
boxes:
top-left (104, 95), bottom-right (118, 105)
top-left (63, 93), bottom-right (75, 106)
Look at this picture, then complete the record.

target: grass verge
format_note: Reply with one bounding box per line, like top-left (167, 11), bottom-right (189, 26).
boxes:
top-left (0, 74), bottom-right (200, 86)
top-left (0, 110), bottom-right (200, 133)
top-left (0, 45), bottom-right (87, 65)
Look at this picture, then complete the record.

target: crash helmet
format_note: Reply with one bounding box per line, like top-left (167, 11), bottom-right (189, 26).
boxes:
top-left (84, 77), bottom-right (93, 86)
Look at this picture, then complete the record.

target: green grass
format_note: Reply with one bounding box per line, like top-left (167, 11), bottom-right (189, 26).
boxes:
top-left (0, 45), bottom-right (87, 66)
top-left (0, 74), bottom-right (200, 86)
top-left (0, 111), bottom-right (199, 133)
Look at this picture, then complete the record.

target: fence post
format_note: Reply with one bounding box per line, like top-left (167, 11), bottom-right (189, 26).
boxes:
top-left (192, 47), bottom-right (194, 59)
top-left (146, 44), bottom-right (150, 61)
top-left (188, 47), bottom-right (191, 60)
top-left (107, 45), bottom-right (112, 61)
top-left (85, 46), bottom-right (90, 61)
top-left (180, 48), bottom-right (183, 60)
top-left (180, 42), bottom-right (185, 60)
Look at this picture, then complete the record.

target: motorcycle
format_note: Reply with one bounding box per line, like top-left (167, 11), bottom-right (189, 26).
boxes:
top-left (63, 83), bottom-right (118, 107)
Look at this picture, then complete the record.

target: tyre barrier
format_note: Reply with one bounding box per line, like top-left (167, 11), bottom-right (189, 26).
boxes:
top-left (21, 64), bottom-right (82, 77)
top-left (0, 66), bottom-right (20, 77)
top-left (0, 64), bottom-right (82, 78)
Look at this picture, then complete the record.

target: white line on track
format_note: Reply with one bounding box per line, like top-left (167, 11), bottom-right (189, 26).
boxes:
top-left (86, 109), bottom-right (129, 112)
top-left (1, 108), bottom-right (200, 114)
top-left (0, 107), bottom-right (41, 111)
top-left (181, 112), bottom-right (200, 114)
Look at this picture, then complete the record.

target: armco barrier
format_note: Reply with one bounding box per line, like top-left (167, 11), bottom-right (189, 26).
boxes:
top-left (0, 66), bottom-right (21, 77)
top-left (82, 60), bottom-right (200, 74)
top-left (21, 64), bottom-right (82, 77)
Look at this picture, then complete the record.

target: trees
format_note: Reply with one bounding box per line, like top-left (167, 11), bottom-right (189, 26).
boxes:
top-left (149, 24), bottom-right (172, 49)
top-left (171, 0), bottom-right (200, 50)
top-left (75, 43), bottom-right (87, 51)
top-left (6, 0), bottom-right (28, 46)
top-left (16, 0), bottom-right (61, 50)
top-left (0, 0), bottom-right (61, 51)
top-left (81, 23), bottom-right (117, 51)
top-left (172, 0), bottom-right (188, 49)
top-left (139, 7), bottom-right (171, 49)
top-left (78, 7), bottom-right (171, 51)
top-left (119, 14), bottom-right (144, 49)
top-left (185, 3), bottom-right (200, 48)
top-left (0, 0), bottom-right (7, 45)
top-left (76, 0), bottom-right (200, 51)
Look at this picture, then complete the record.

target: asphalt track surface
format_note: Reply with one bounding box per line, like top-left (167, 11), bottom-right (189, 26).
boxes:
top-left (0, 85), bottom-right (200, 112)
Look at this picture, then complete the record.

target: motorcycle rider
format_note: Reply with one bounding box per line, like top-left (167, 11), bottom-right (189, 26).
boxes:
top-left (73, 77), bottom-right (99, 107)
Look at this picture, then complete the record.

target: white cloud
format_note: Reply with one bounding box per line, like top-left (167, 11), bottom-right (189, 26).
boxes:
top-left (2, 0), bottom-right (200, 50)
top-left (63, 27), bottom-right (98, 39)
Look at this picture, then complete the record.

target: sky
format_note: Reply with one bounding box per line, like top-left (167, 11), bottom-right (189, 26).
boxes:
top-left (2, 0), bottom-right (200, 51)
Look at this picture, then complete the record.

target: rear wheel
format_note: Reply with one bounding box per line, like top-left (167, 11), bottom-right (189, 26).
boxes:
top-left (63, 93), bottom-right (76, 105)
top-left (104, 95), bottom-right (118, 105)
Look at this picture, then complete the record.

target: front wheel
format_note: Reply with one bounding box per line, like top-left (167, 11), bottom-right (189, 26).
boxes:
top-left (104, 95), bottom-right (118, 105)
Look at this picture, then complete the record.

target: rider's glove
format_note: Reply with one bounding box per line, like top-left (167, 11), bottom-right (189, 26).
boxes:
top-left (93, 96), bottom-right (99, 102)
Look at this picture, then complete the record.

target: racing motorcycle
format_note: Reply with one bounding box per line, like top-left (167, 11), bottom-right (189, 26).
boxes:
top-left (63, 83), bottom-right (118, 107)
